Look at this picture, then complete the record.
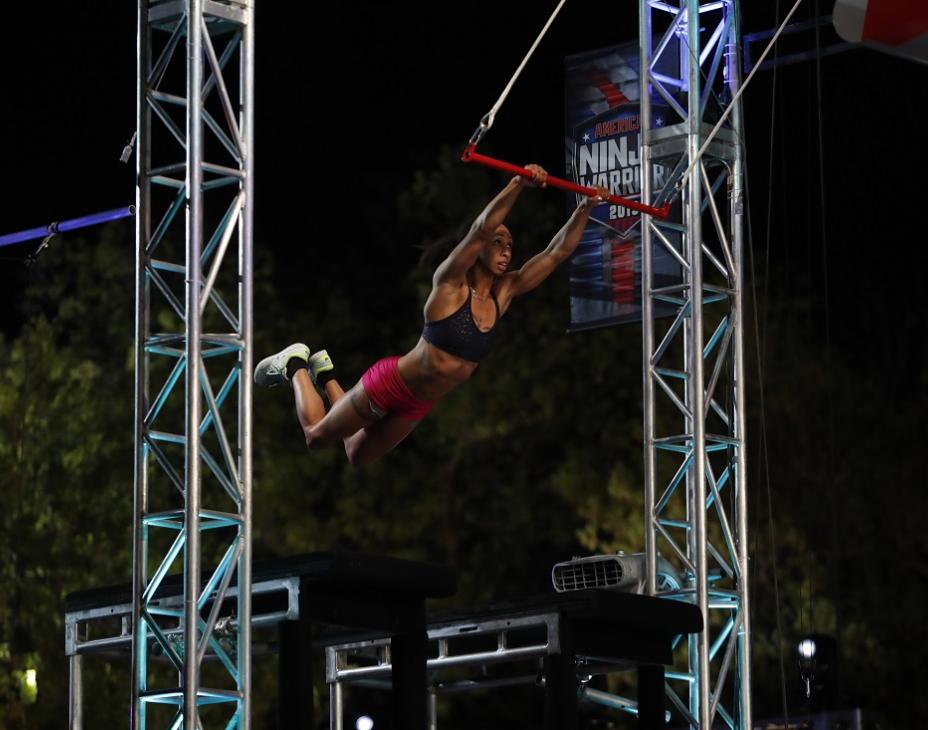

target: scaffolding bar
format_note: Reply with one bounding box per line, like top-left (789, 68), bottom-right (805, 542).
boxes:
top-left (462, 145), bottom-right (672, 219)
top-left (640, 0), bottom-right (750, 728)
top-left (0, 206), bottom-right (135, 248)
top-left (131, 1), bottom-right (254, 727)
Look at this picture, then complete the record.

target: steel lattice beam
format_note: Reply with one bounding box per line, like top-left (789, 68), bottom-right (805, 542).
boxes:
top-left (639, 1), bottom-right (751, 728)
top-left (131, 1), bottom-right (254, 727)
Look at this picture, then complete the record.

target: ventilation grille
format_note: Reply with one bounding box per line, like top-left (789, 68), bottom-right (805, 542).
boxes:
top-left (552, 556), bottom-right (624, 592)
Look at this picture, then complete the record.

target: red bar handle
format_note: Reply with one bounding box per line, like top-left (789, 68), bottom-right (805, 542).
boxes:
top-left (462, 144), bottom-right (670, 220)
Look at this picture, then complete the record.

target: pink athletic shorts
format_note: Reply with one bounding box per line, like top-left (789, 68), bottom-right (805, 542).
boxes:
top-left (360, 356), bottom-right (434, 421)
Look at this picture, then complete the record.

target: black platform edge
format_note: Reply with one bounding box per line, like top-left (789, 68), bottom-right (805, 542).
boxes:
top-left (65, 551), bottom-right (459, 613)
top-left (254, 552), bottom-right (457, 597)
top-left (428, 589), bottom-right (703, 635)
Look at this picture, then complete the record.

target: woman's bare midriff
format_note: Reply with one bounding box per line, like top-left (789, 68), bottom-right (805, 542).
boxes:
top-left (397, 338), bottom-right (479, 402)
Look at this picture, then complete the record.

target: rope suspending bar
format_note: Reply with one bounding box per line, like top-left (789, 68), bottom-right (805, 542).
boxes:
top-left (0, 206), bottom-right (136, 249)
top-left (463, 144), bottom-right (671, 219)
top-left (462, 0), bottom-right (670, 220)
top-left (468, 0), bottom-right (570, 148)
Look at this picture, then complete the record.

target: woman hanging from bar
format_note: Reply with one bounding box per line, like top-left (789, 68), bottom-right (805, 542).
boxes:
top-left (254, 165), bottom-right (609, 466)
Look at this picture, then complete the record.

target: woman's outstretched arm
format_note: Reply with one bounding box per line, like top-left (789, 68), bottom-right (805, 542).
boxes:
top-left (501, 185), bottom-right (609, 300)
top-left (432, 165), bottom-right (547, 287)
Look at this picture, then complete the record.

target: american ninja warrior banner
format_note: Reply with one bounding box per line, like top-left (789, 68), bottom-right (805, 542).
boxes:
top-left (565, 43), bottom-right (679, 331)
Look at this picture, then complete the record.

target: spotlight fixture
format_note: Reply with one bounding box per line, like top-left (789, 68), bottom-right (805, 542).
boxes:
top-left (795, 633), bottom-right (838, 710)
top-left (798, 638), bottom-right (816, 661)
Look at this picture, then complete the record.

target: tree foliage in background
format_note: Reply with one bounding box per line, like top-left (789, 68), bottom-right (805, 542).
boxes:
top-left (0, 227), bottom-right (134, 727)
top-left (1, 149), bottom-right (925, 727)
top-left (746, 286), bottom-right (928, 724)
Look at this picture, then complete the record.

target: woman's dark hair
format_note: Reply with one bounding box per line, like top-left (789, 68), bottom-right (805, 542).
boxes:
top-left (416, 219), bottom-right (471, 272)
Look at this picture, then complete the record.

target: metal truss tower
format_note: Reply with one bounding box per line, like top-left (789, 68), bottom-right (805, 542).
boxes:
top-left (638, 1), bottom-right (751, 728)
top-left (131, 1), bottom-right (254, 727)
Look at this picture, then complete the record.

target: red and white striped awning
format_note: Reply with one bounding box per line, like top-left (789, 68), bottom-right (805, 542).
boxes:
top-left (833, 0), bottom-right (928, 64)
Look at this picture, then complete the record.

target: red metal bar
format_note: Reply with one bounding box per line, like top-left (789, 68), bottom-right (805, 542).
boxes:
top-left (462, 144), bottom-right (671, 220)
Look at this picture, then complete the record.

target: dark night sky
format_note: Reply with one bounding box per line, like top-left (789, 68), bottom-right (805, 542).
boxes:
top-left (3, 2), bottom-right (926, 315)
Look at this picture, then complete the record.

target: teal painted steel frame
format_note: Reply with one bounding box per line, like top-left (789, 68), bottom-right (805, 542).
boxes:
top-left (132, 2), bottom-right (254, 728)
top-left (639, 1), bottom-right (751, 728)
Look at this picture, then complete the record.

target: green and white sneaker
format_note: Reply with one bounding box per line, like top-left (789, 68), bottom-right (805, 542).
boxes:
top-left (254, 342), bottom-right (310, 387)
top-left (308, 349), bottom-right (334, 385)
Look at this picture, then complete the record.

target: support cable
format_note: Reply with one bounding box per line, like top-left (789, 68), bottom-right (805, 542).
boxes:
top-left (666, 4), bottom-right (795, 723)
top-left (744, 2), bottom-right (792, 723)
top-left (813, 0), bottom-right (840, 656)
top-left (676, 0), bottom-right (806, 193)
top-left (677, 29), bottom-right (797, 722)
top-left (460, 1), bottom-right (671, 218)
top-left (746, 117), bottom-right (793, 730)
top-left (799, 51), bottom-right (816, 655)
top-left (762, 54), bottom-right (778, 366)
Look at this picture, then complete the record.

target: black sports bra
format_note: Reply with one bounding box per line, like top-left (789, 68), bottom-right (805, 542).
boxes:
top-left (421, 289), bottom-right (499, 362)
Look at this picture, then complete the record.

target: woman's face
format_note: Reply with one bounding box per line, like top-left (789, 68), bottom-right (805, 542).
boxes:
top-left (481, 224), bottom-right (513, 275)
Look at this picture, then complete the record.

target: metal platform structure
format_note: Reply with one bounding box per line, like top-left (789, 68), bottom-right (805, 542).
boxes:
top-left (639, 1), bottom-right (751, 728)
top-left (64, 558), bottom-right (697, 730)
top-left (326, 589), bottom-right (701, 730)
top-left (67, 552), bottom-right (458, 729)
top-left (68, 574), bottom-right (295, 727)
top-left (131, 1), bottom-right (254, 727)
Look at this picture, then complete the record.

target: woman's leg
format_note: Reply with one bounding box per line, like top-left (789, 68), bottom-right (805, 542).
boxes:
top-left (293, 375), bottom-right (421, 465)
top-left (343, 414), bottom-right (422, 466)
top-left (323, 379), bottom-right (345, 405)
top-left (290, 370), bottom-right (348, 428)
top-left (259, 344), bottom-right (419, 465)
top-left (291, 371), bottom-right (374, 448)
